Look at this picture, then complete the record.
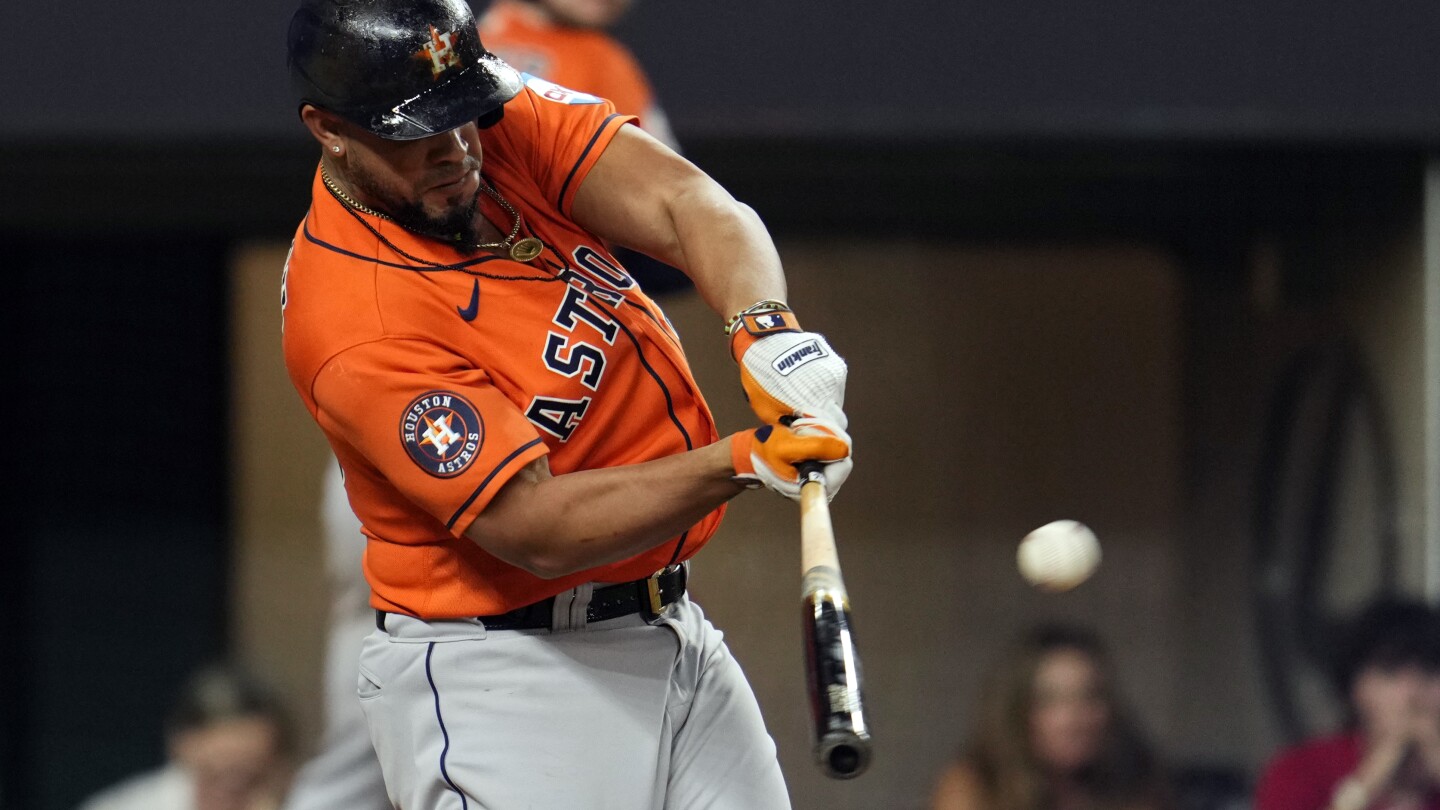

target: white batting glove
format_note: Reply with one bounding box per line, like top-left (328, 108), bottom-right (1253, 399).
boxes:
top-left (730, 417), bottom-right (854, 502)
top-left (728, 305), bottom-right (848, 429)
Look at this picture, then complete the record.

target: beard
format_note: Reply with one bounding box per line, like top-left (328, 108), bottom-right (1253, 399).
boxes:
top-left (347, 157), bottom-right (485, 253)
top-left (389, 193), bottom-right (484, 254)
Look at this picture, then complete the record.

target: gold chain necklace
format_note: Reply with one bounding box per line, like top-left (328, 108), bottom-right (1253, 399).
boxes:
top-left (321, 164), bottom-right (544, 262)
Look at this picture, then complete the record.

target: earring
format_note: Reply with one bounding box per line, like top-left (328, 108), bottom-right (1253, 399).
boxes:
top-left (331, 144), bottom-right (342, 153)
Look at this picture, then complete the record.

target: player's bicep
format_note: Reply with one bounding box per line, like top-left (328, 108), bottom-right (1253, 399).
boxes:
top-left (571, 124), bottom-right (722, 269)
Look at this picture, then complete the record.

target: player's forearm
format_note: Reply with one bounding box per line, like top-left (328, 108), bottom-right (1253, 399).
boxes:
top-left (464, 440), bottom-right (743, 579)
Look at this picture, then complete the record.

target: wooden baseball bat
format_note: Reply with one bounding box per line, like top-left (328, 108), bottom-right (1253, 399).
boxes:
top-left (798, 463), bottom-right (872, 779)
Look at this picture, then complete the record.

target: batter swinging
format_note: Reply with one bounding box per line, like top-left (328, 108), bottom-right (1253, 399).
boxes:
top-left (282, 1), bottom-right (852, 807)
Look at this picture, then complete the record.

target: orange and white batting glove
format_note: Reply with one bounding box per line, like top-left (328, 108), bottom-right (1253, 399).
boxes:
top-left (728, 302), bottom-right (848, 429)
top-left (730, 417), bottom-right (853, 502)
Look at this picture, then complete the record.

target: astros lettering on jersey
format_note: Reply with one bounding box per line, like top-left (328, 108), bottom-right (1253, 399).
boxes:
top-left (282, 79), bottom-right (722, 619)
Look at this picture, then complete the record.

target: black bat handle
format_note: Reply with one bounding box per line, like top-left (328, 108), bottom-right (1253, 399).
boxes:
top-left (797, 460), bottom-right (826, 484)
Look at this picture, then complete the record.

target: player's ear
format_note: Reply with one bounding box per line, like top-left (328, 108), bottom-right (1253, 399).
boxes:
top-left (300, 105), bottom-right (347, 154)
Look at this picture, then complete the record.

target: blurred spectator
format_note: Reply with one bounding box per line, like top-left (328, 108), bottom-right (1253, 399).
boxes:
top-left (479, 0), bottom-right (678, 149)
top-left (77, 665), bottom-right (294, 810)
top-left (931, 624), bottom-right (1170, 810)
top-left (1255, 598), bottom-right (1440, 810)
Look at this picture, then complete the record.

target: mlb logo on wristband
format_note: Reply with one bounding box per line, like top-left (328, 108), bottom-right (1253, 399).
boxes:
top-left (741, 310), bottom-right (800, 337)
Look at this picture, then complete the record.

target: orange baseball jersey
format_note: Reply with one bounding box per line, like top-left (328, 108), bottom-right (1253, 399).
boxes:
top-left (479, 1), bottom-right (663, 132)
top-left (282, 79), bottom-right (722, 619)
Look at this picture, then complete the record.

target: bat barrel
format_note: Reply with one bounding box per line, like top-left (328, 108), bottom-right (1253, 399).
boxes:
top-left (802, 583), bottom-right (872, 779)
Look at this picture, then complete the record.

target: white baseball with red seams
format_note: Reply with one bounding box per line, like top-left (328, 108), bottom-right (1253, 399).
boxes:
top-left (1017, 520), bottom-right (1101, 591)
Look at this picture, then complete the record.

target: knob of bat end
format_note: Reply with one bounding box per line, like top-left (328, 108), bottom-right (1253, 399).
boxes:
top-left (818, 736), bottom-right (871, 779)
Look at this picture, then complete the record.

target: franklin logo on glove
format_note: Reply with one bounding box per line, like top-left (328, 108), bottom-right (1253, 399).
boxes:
top-left (773, 339), bottom-right (828, 376)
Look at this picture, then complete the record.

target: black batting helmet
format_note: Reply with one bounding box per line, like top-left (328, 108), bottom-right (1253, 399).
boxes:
top-left (288, 0), bottom-right (523, 140)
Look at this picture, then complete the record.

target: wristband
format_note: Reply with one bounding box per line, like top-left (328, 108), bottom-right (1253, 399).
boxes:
top-left (724, 299), bottom-right (792, 337)
top-left (726, 301), bottom-right (802, 361)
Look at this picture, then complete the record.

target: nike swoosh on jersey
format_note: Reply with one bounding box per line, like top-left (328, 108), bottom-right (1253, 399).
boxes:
top-left (457, 279), bottom-right (480, 321)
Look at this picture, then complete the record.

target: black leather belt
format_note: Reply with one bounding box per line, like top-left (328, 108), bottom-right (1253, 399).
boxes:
top-left (376, 565), bottom-right (687, 632)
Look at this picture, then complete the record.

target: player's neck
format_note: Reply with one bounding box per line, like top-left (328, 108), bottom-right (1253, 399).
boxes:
top-left (471, 206), bottom-right (510, 248)
top-left (321, 159), bottom-right (389, 220)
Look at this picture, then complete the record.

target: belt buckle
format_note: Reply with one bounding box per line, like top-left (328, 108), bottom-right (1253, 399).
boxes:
top-left (639, 566), bottom-right (679, 624)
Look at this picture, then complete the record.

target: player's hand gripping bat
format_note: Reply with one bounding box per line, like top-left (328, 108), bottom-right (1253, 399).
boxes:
top-left (798, 462), bottom-right (871, 778)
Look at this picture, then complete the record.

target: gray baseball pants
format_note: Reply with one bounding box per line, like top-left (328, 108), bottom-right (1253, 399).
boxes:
top-left (358, 594), bottom-right (791, 809)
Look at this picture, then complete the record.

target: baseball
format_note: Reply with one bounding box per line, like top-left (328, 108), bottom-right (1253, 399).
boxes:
top-left (1017, 520), bottom-right (1101, 591)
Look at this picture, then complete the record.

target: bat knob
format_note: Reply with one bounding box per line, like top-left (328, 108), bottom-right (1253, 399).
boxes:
top-left (829, 746), bottom-right (863, 776)
top-left (797, 460), bottom-right (826, 485)
top-left (817, 735), bottom-right (872, 779)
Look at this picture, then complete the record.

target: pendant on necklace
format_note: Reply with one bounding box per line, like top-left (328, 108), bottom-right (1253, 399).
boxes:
top-left (509, 237), bottom-right (544, 262)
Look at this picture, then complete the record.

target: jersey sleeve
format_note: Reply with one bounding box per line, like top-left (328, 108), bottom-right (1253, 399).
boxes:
top-left (312, 337), bottom-right (548, 536)
top-left (493, 81), bottom-right (639, 216)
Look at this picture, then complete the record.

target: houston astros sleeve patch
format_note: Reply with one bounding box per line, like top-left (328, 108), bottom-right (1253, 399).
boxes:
top-left (400, 390), bottom-right (485, 478)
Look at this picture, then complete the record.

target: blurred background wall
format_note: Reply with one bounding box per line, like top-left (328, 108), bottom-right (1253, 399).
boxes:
top-left (4, 1), bottom-right (1439, 809)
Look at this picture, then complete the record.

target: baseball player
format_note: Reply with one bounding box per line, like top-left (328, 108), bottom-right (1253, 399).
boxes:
top-left (282, 0), bottom-right (852, 807)
top-left (285, 4), bottom-right (687, 808)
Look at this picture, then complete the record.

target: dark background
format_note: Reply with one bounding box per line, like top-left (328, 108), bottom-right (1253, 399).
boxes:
top-left (3, 1), bottom-right (1438, 140)
top-left (3, 1), bottom-right (1438, 808)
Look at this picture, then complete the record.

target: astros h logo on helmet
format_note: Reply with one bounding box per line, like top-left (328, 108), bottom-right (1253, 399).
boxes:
top-left (417, 25), bottom-right (463, 78)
